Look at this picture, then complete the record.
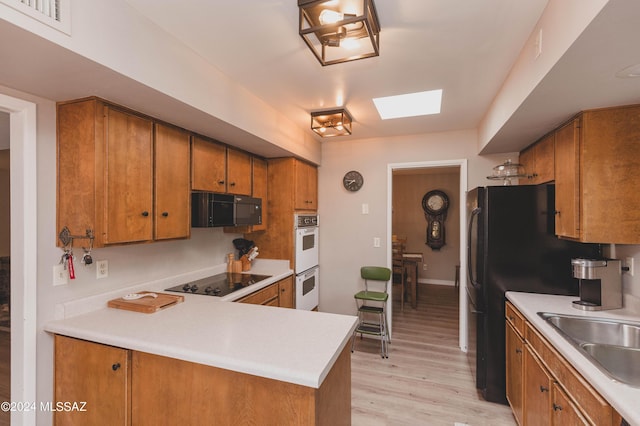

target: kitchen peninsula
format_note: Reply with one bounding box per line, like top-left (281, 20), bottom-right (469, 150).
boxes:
top-left (44, 260), bottom-right (357, 425)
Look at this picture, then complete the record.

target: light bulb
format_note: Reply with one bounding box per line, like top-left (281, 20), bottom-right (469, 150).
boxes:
top-left (319, 126), bottom-right (327, 133)
top-left (341, 38), bottom-right (360, 50)
top-left (319, 9), bottom-right (344, 25)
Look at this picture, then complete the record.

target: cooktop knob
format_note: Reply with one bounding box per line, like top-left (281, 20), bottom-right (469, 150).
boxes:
top-left (190, 285), bottom-right (198, 293)
top-left (213, 287), bottom-right (222, 295)
top-left (204, 286), bottom-right (213, 294)
top-left (182, 284), bottom-right (191, 291)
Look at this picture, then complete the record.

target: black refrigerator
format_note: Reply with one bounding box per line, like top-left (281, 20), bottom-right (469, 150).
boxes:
top-left (466, 184), bottom-right (600, 404)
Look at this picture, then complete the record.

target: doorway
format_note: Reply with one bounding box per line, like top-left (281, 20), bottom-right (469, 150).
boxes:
top-left (387, 160), bottom-right (468, 351)
top-left (0, 111), bottom-right (9, 426)
top-left (0, 93), bottom-right (38, 426)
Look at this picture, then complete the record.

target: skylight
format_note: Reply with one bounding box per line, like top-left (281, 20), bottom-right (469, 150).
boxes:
top-left (373, 89), bottom-right (443, 120)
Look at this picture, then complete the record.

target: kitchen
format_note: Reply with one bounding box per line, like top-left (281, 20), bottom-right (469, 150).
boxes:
top-left (1, 0), bottom-right (640, 425)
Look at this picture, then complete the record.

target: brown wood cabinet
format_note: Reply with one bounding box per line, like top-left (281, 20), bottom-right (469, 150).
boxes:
top-left (154, 123), bottom-right (191, 240)
top-left (57, 97), bottom-right (190, 247)
top-left (505, 302), bottom-right (621, 426)
top-left (554, 105), bottom-right (640, 243)
top-left (519, 133), bottom-right (554, 185)
top-left (505, 303), bottom-right (525, 425)
top-left (248, 158), bottom-right (318, 268)
top-left (55, 333), bottom-right (350, 425)
top-left (237, 276), bottom-right (295, 308)
top-left (54, 335), bottom-right (131, 425)
top-left (191, 136), bottom-right (252, 195)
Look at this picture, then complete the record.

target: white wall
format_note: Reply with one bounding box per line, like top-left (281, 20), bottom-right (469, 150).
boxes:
top-left (317, 129), bottom-right (517, 316)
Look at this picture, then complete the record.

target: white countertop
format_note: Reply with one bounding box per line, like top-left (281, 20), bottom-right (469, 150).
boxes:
top-left (45, 260), bottom-right (358, 389)
top-left (506, 292), bottom-right (640, 425)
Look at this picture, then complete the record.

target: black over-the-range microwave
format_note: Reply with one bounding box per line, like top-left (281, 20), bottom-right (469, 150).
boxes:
top-left (191, 192), bottom-right (262, 227)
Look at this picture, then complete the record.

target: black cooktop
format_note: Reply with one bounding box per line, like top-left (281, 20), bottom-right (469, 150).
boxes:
top-left (165, 273), bottom-right (271, 297)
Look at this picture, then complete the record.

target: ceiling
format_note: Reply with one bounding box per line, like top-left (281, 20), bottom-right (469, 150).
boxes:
top-left (122, 0), bottom-right (548, 145)
top-left (1, 1), bottom-right (639, 157)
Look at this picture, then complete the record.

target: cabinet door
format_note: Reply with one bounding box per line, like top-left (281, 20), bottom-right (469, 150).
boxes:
top-left (55, 335), bottom-right (130, 425)
top-left (227, 147), bottom-right (252, 195)
top-left (154, 124), bottom-right (191, 240)
top-left (278, 276), bottom-right (295, 309)
top-left (524, 345), bottom-right (552, 426)
top-left (104, 107), bottom-right (154, 244)
top-left (505, 323), bottom-right (524, 425)
top-left (551, 383), bottom-right (589, 425)
top-left (518, 146), bottom-right (535, 185)
top-left (251, 157), bottom-right (268, 231)
top-left (294, 160), bottom-right (318, 210)
top-left (191, 136), bottom-right (226, 192)
top-left (554, 118), bottom-right (580, 239)
top-left (534, 133), bottom-right (555, 184)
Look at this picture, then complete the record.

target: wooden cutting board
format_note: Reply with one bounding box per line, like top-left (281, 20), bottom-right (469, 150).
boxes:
top-left (107, 291), bottom-right (184, 313)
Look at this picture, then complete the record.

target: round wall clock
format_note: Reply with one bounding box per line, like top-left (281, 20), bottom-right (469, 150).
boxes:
top-left (343, 170), bottom-right (364, 192)
top-left (422, 190), bottom-right (449, 216)
top-left (422, 190), bottom-right (450, 250)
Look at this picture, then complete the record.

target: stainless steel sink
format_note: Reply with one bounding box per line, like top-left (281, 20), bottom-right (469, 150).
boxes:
top-left (538, 312), bottom-right (640, 387)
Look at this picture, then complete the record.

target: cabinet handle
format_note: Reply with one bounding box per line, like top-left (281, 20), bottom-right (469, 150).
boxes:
top-left (552, 403), bottom-right (563, 411)
top-left (554, 210), bottom-right (560, 215)
top-left (230, 182), bottom-right (236, 187)
top-left (141, 211), bottom-right (149, 217)
top-left (540, 385), bottom-right (549, 393)
top-left (515, 348), bottom-right (522, 354)
top-left (508, 315), bottom-right (515, 321)
top-left (218, 180), bottom-right (225, 185)
top-left (162, 212), bottom-right (169, 217)
top-left (112, 363), bottom-right (121, 371)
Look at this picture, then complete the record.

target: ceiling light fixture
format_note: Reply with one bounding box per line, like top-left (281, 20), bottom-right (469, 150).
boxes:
top-left (298, 0), bottom-right (380, 66)
top-left (310, 108), bottom-right (353, 137)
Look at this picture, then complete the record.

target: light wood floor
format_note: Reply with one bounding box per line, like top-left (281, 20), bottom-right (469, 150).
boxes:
top-left (351, 283), bottom-right (516, 426)
top-left (0, 330), bottom-right (9, 426)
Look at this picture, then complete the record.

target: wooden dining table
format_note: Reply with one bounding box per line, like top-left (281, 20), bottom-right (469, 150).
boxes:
top-left (402, 253), bottom-right (424, 309)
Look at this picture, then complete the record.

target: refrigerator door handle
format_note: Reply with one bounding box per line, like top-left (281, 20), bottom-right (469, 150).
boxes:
top-left (467, 207), bottom-right (481, 287)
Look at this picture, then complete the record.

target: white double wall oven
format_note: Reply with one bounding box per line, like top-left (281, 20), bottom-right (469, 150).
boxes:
top-left (294, 214), bottom-right (319, 310)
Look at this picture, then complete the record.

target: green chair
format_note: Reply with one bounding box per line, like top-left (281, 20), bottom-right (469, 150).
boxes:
top-left (351, 266), bottom-right (392, 358)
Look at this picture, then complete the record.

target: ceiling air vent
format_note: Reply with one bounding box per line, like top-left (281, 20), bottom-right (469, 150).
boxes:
top-left (1, 0), bottom-right (70, 34)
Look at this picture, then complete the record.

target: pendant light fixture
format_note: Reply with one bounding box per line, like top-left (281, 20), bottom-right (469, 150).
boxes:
top-left (310, 108), bottom-right (353, 137)
top-left (298, 0), bottom-right (380, 66)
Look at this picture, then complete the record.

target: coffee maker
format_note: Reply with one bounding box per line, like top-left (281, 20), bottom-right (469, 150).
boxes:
top-left (571, 258), bottom-right (622, 311)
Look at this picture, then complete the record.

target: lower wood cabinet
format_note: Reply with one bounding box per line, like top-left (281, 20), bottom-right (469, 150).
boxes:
top-left (55, 334), bottom-right (350, 426)
top-left (237, 276), bottom-right (295, 308)
top-left (54, 335), bottom-right (131, 425)
top-left (505, 302), bottom-right (622, 426)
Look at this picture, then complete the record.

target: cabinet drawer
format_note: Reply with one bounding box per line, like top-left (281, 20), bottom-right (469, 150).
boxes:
top-left (237, 283), bottom-right (279, 306)
top-left (525, 323), bottom-right (614, 426)
top-left (506, 302), bottom-right (525, 336)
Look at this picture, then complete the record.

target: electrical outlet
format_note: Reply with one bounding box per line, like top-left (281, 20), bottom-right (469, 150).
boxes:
top-left (623, 257), bottom-right (634, 276)
top-left (53, 264), bottom-right (68, 286)
top-left (96, 260), bottom-right (109, 279)
top-left (362, 203), bottom-right (369, 214)
top-left (423, 263), bottom-right (428, 271)
top-left (373, 237), bottom-right (381, 248)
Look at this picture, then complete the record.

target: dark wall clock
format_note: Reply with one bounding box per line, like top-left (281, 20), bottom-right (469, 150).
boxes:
top-left (422, 190), bottom-right (450, 250)
top-left (343, 170), bottom-right (364, 192)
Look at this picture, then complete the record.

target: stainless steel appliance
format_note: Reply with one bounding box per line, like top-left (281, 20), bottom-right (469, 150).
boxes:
top-left (191, 192), bottom-right (262, 227)
top-left (466, 184), bottom-right (600, 404)
top-left (571, 258), bottom-right (622, 311)
top-left (165, 272), bottom-right (271, 297)
top-left (294, 214), bottom-right (319, 310)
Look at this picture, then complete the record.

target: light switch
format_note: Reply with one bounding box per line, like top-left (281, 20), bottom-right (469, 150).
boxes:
top-left (362, 203), bottom-right (369, 214)
top-left (373, 237), bottom-right (381, 247)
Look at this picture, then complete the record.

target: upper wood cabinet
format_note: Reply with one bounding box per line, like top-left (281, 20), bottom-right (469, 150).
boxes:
top-left (154, 123), bottom-right (191, 240)
top-left (191, 136), bottom-right (252, 195)
top-left (554, 105), bottom-right (640, 243)
top-left (294, 160), bottom-right (318, 210)
top-left (519, 133), bottom-right (554, 185)
top-left (57, 98), bottom-right (191, 247)
top-left (251, 157), bottom-right (268, 232)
